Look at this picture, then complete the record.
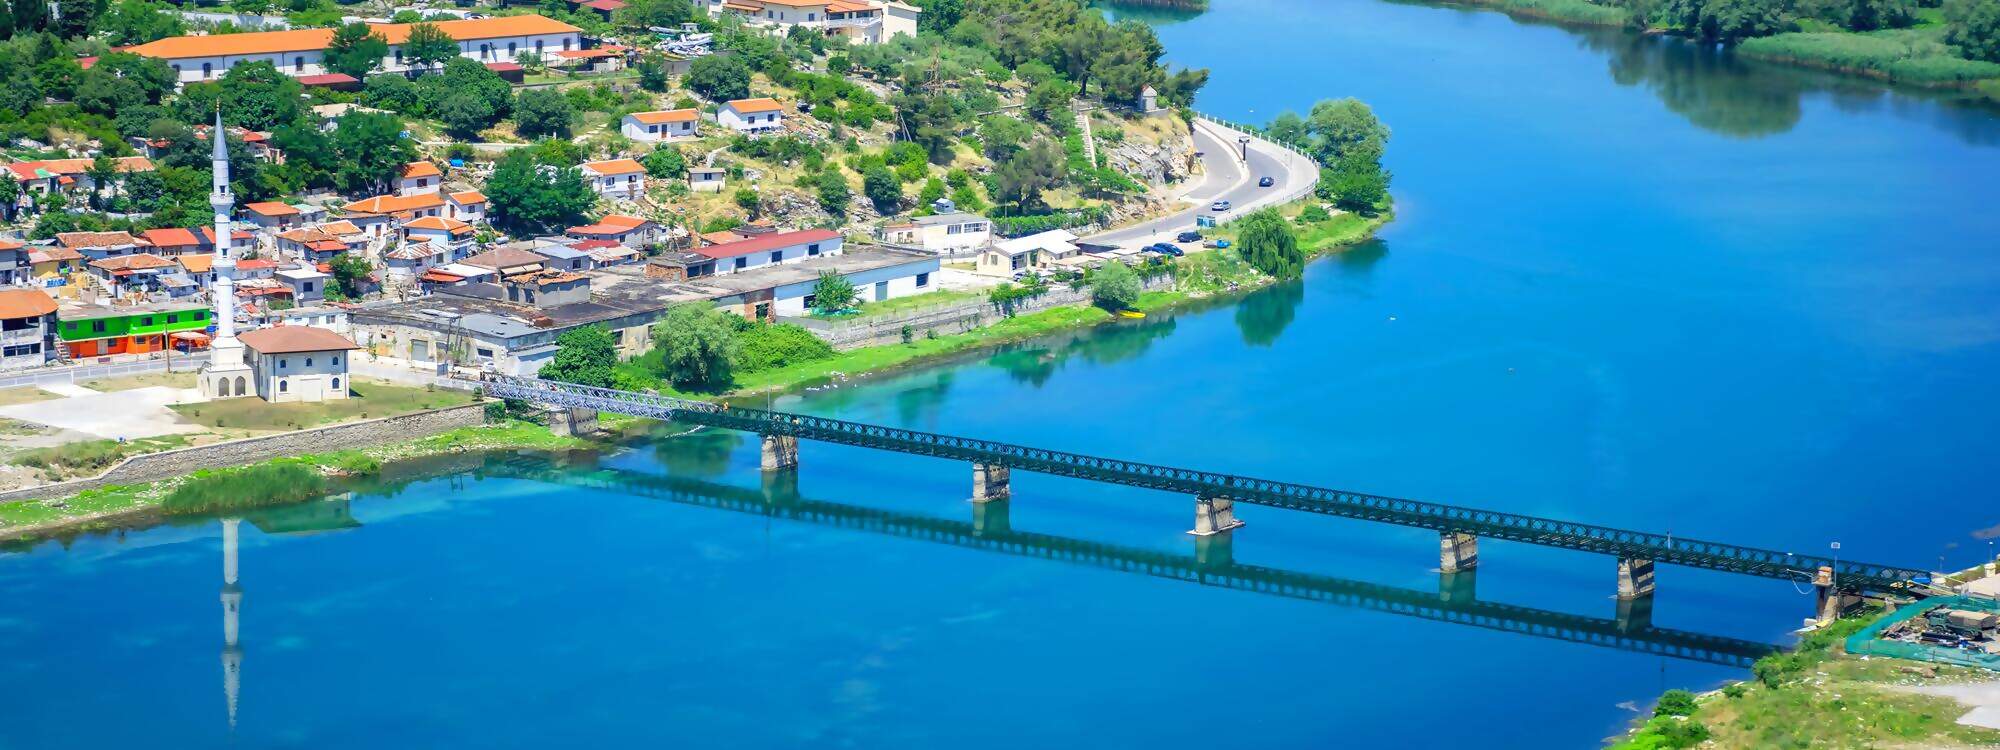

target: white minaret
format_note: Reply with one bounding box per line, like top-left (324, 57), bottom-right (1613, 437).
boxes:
top-left (220, 518), bottom-right (243, 729)
top-left (199, 113), bottom-right (253, 400)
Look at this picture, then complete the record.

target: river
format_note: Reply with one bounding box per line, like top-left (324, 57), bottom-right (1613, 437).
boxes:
top-left (6, 1), bottom-right (2000, 746)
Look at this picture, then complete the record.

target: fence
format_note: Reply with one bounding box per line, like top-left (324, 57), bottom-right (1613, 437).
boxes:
top-left (1186, 113), bottom-right (1323, 226)
top-left (0, 353), bottom-right (207, 391)
top-left (1844, 595), bottom-right (2000, 669)
top-left (782, 275), bottom-right (1174, 349)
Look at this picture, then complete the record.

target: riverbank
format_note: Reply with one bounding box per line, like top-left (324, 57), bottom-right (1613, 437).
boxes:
top-left (1609, 607), bottom-right (2000, 749)
top-left (1430, 0), bottom-right (2000, 101)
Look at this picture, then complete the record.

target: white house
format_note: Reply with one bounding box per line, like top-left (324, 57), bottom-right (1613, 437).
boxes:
top-left (400, 216), bottom-right (477, 262)
top-left (124, 15), bottom-right (586, 85)
top-left (446, 190), bottom-right (488, 223)
top-left (688, 166), bottom-right (726, 193)
top-left (703, 0), bottom-right (918, 44)
top-left (399, 161), bottom-right (443, 196)
top-left (620, 109), bottom-right (699, 142)
top-left (878, 212), bottom-right (990, 253)
top-left (238, 326), bottom-right (359, 403)
top-left (342, 192), bottom-right (447, 240)
top-left (580, 159), bottom-right (646, 198)
top-left (978, 228), bottom-right (1077, 275)
top-left (650, 228), bottom-right (842, 279)
top-left (718, 98), bottom-right (785, 134)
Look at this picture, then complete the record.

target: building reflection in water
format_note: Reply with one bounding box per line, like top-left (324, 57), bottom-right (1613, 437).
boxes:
top-left (218, 496), bottom-right (362, 730)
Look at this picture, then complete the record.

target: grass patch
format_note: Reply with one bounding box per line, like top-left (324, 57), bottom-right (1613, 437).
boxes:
top-left (1740, 28), bottom-right (2000, 85)
top-left (0, 387), bottom-right (61, 406)
top-left (168, 379), bottom-right (478, 432)
top-left (82, 372), bottom-right (197, 392)
top-left (1470, 0), bottom-right (1632, 26)
top-left (11, 435), bottom-right (191, 479)
top-left (0, 484), bottom-right (148, 526)
top-left (161, 461), bottom-right (328, 515)
top-left (827, 289), bottom-right (981, 319)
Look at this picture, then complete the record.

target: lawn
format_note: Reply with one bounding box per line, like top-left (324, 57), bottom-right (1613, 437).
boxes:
top-left (83, 372), bottom-right (197, 392)
top-left (822, 289), bottom-right (981, 319)
top-left (0, 387), bottom-right (60, 406)
top-left (9, 434), bottom-right (192, 480)
top-left (167, 379), bottom-right (479, 432)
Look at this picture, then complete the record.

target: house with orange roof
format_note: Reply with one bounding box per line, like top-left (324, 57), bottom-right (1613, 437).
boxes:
top-left (719, 98), bottom-right (785, 134)
top-left (243, 201), bottom-right (305, 231)
top-left (399, 161), bottom-right (443, 196)
top-left (446, 189), bottom-right (488, 223)
top-left (401, 215), bottom-right (478, 263)
top-left (275, 221), bottom-right (368, 264)
top-left (581, 158), bottom-right (646, 198)
top-left (56, 231), bottom-right (141, 260)
top-left (341, 191), bottom-right (447, 239)
top-left (122, 14), bottom-right (585, 84)
top-left (620, 109), bottom-right (699, 142)
top-left (138, 227), bottom-right (204, 256)
top-left (700, 0), bottom-right (917, 44)
top-left (0, 287), bottom-right (57, 369)
top-left (7, 156), bottom-right (155, 197)
top-left (566, 214), bottom-right (662, 248)
top-left (87, 253), bottom-right (184, 298)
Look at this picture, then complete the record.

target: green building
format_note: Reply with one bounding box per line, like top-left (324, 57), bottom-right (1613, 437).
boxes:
top-left (56, 303), bottom-right (211, 358)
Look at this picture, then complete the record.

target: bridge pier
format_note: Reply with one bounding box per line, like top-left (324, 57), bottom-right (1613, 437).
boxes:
top-left (546, 407), bottom-right (599, 437)
top-left (971, 498), bottom-right (1011, 537)
top-left (1617, 558), bottom-right (1656, 600)
top-left (1194, 533), bottom-right (1234, 568)
top-left (971, 463), bottom-right (1011, 503)
top-left (1814, 566), bottom-right (1861, 625)
top-left (759, 434), bottom-right (798, 472)
top-left (1616, 594), bottom-right (1654, 633)
top-left (1189, 494), bottom-right (1243, 536)
top-left (1440, 532), bottom-right (1479, 572)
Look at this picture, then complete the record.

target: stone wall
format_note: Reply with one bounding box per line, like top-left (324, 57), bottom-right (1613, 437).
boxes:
top-left (0, 403), bottom-right (489, 504)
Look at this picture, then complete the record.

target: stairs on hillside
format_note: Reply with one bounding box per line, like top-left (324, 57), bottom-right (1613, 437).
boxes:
top-left (1076, 110), bottom-right (1097, 166)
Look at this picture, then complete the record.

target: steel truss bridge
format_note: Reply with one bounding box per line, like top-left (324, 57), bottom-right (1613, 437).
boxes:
top-left (477, 375), bottom-right (1928, 594)
top-left (480, 457), bottom-right (1780, 667)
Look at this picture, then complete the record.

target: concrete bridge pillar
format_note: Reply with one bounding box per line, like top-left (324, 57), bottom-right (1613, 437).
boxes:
top-left (1617, 558), bottom-right (1656, 600)
top-left (760, 467), bottom-right (798, 502)
top-left (1814, 566), bottom-right (1860, 625)
top-left (1189, 494), bottom-right (1243, 536)
top-left (1616, 594), bottom-right (1654, 633)
top-left (971, 498), bottom-right (1011, 537)
top-left (759, 434), bottom-right (798, 472)
top-left (971, 463), bottom-right (1011, 503)
top-left (547, 407), bottom-right (599, 437)
top-left (1438, 570), bottom-right (1476, 604)
top-left (1439, 532), bottom-right (1479, 572)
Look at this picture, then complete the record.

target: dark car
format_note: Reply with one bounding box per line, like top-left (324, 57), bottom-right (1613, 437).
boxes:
top-left (1146, 242), bottom-right (1184, 257)
top-left (1258, 176), bottom-right (1275, 187)
top-left (1176, 230), bottom-right (1202, 243)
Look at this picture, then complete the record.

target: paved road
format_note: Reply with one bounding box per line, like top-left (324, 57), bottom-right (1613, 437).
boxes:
top-left (1085, 118), bottom-right (1317, 249)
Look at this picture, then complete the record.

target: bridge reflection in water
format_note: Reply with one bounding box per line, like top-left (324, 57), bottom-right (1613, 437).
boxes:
top-left (484, 456), bottom-right (1779, 668)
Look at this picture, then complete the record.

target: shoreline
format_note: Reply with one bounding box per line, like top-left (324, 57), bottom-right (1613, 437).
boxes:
top-left (0, 207), bottom-right (1392, 545)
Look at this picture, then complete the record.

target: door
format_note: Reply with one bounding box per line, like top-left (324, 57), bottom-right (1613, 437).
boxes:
top-left (296, 376), bottom-right (326, 402)
top-left (874, 281), bottom-right (888, 302)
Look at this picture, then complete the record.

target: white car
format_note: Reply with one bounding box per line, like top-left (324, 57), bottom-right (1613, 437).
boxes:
top-left (1210, 200), bottom-right (1231, 211)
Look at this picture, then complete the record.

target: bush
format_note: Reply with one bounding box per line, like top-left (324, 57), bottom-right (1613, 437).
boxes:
top-left (1089, 261), bottom-right (1141, 311)
top-left (735, 322), bottom-right (835, 372)
top-left (1739, 28), bottom-right (2000, 83)
top-left (989, 207), bottom-right (1108, 237)
top-left (1653, 689), bottom-right (1698, 717)
top-left (162, 462), bottom-right (327, 515)
top-left (1299, 203), bottom-right (1332, 223)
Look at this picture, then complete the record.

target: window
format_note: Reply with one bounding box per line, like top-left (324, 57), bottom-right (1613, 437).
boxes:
top-left (475, 347), bottom-right (494, 359)
top-left (331, 356), bottom-right (339, 365)
top-left (535, 40), bottom-right (544, 54)
top-left (562, 38), bottom-right (572, 51)
top-left (807, 243), bottom-right (820, 256)
top-left (331, 378), bottom-right (340, 390)
top-left (303, 281), bottom-right (315, 292)
top-left (915, 272), bottom-right (929, 288)
top-left (808, 12), bottom-right (815, 19)
top-left (202, 62), bottom-right (212, 77)
top-left (91, 321), bottom-right (106, 333)
top-left (733, 257), bottom-right (747, 270)
top-left (395, 50), bottom-right (404, 64)
top-left (141, 316), bottom-right (153, 327)
top-left (193, 311), bottom-right (205, 320)
top-left (279, 358), bottom-right (288, 369)
top-left (508, 42), bottom-right (517, 55)
top-left (769, 251), bottom-right (782, 263)
top-left (650, 125), bottom-right (659, 134)
top-left (305, 357), bottom-right (313, 366)
top-left (279, 380), bottom-right (288, 393)
top-left (4, 343), bottom-right (39, 357)
top-left (166, 314), bottom-right (178, 324)
top-left (295, 56), bottom-right (305, 72)
top-left (1, 317), bottom-right (31, 331)
top-left (480, 43), bottom-right (491, 59)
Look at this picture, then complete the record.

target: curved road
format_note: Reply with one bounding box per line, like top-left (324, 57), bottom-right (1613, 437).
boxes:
top-left (1085, 118), bottom-right (1317, 249)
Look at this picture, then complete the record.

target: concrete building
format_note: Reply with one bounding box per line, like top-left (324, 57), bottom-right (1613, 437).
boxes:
top-left (343, 192), bottom-right (448, 240)
top-left (621, 109), bottom-right (699, 142)
top-left (580, 159), bottom-right (646, 199)
top-left (445, 190), bottom-right (487, 223)
top-left (400, 216), bottom-right (477, 262)
top-left (877, 212), bottom-right (990, 253)
top-left (28, 246), bottom-right (84, 290)
top-left (688, 166), bottom-right (726, 193)
top-left (718, 98), bottom-right (785, 134)
top-left (0, 288), bottom-right (56, 369)
top-left (242, 201), bottom-right (304, 231)
top-left (398, 161), bottom-right (443, 196)
top-left (978, 229), bottom-right (1077, 275)
top-left (238, 326), bottom-right (358, 402)
top-left (124, 15), bottom-right (585, 85)
top-left (56, 302), bottom-right (212, 358)
top-left (649, 228), bottom-right (842, 280)
top-left (276, 267), bottom-right (329, 306)
top-left (88, 254), bottom-right (181, 298)
top-left (274, 221), bottom-right (368, 264)
top-left (7, 157), bottom-right (155, 198)
top-left (566, 214), bottom-right (661, 249)
top-left (0, 239), bottom-right (26, 286)
top-left (702, 0), bottom-right (918, 44)
top-left (701, 246), bottom-right (939, 320)
top-left (56, 231), bottom-right (141, 260)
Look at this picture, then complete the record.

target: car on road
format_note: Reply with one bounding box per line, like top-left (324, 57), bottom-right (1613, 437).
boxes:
top-left (1145, 242), bottom-right (1184, 257)
top-left (1205, 239), bottom-right (1232, 249)
top-left (1210, 200), bottom-right (1231, 211)
top-left (1258, 176), bottom-right (1275, 187)
top-left (1176, 230), bottom-right (1202, 243)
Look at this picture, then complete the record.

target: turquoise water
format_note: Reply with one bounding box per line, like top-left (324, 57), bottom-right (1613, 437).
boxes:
top-left (8, 0), bottom-right (2000, 746)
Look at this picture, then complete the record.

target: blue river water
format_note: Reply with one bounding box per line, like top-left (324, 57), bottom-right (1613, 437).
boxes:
top-left (6, 0), bottom-right (2000, 746)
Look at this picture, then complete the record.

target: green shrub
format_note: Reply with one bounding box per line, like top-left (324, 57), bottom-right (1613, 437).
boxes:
top-left (162, 462), bottom-right (327, 515)
top-left (1740, 28), bottom-right (2000, 83)
top-left (1299, 203), bottom-right (1332, 223)
top-left (735, 322), bottom-right (835, 373)
top-left (1654, 689), bottom-right (1698, 717)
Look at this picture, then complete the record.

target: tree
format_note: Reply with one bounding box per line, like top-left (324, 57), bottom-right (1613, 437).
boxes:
top-left (1024, 79), bottom-right (1077, 122)
top-left (363, 72), bottom-right (420, 114)
top-left (615, 0), bottom-right (693, 30)
top-left (402, 22), bottom-right (458, 71)
top-left (991, 138), bottom-right (1064, 213)
top-left (979, 114), bottom-right (1033, 160)
top-left (912, 0), bottom-right (962, 32)
top-left (1653, 689), bottom-right (1698, 717)
top-left (1235, 209), bottom-right (1304, 279)
top-left (538, 325), bottom-right (619, 387)
top-left (331, 111), bottom-right (418, 195)
top-left (636, 53), bottom-right (670, 92)
top-left (652, 304), bottom-right (739, 389)
top-left (74, 73), bottom-right (144, 116)
top-left (12, 0), bottom-right (48, 34)
top-left (438, 89), bottom-right (497, 139)
top-left (1304, 98), bottom-right (1389, 165)
top-left (324, 22), bottom-right (390, 79)
top-left (486, 150), bottom-right (597, 233)
top-left (810, 271), bottom-right (858, 314)
top-left (53, 0), bottom-right (95, 37)
top-left (643, 145), bottom-right (686, 178)
top-left (1322, 148), bottom-right (1390, 213)
top-left (85, 154), bottom-right (118, 208)
top-left (1947, 0), bottom-right (2000, 62)
top-left (686, 55), bottom-right (751, 101)
top-left (172, 61), bottom-right (305, 131)
top-left (1089, 261), bottom-right (1140, 311)
top-left (92, 0), bottom-right (184, 45)
top-left (862, 165), bottom-right (901, 214)
top-left (513, 88), bottom-right (574, 138)
top-left (815, 169), bottom-right (850, 215)
top-left (326, 252), bottom-right (372, 299)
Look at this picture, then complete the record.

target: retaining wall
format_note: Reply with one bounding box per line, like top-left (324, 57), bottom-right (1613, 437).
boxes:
top-left (0, 403), bottom-right (488, 504)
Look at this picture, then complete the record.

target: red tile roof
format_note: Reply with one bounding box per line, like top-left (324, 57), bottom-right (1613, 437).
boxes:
top-left (0, 288), bottom-right (56, 319)
top-left (298, 73), bottom-right (359, 86)
top-left (694, 229), bottom-right (840, 260)
top-left (238, 326), bottom-right (360, 354)
top-left (140, 228), bottom-right (201, 247)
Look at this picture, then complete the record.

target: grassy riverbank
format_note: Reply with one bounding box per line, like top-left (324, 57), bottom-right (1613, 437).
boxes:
top-left (1611, 607), bottom-right (2000, 749)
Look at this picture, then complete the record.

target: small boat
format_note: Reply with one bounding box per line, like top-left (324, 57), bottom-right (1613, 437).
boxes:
top-left (1118, 310), bottom-right (1146, 319)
